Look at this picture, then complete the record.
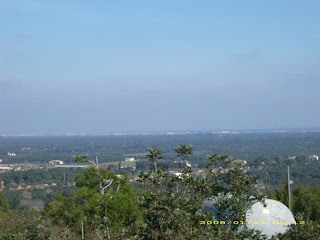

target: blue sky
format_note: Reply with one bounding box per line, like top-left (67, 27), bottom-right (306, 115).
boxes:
top-left (1, 0), bottom-right (320, 134)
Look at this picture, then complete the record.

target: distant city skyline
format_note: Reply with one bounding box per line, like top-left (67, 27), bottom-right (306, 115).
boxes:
top-left (1, 1), bottom-right (320, 135)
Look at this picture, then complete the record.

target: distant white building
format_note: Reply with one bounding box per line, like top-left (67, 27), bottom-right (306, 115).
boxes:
top-left (310, 155), bottom-right (319, 161)
top-left (172, 172), bottom-right (184, 178)
top-left (49, 160), bottom-right (64, 165)
top-left (0, 167), bottom-right (13, 172)
top-left (172, 172), bottom-right (190, 179)
top-left (235, 160), bottom-right (247, 165)
top-left (22, 147), bottom-right (31, 150)
top-left (288, 156), bottom-right (296, 160)
top-left (174, 160), bottom-right (191, 167)
top-left (125, 158), bottom-right (135, 162)
top-left (8, 152), bottom-right (16, 156)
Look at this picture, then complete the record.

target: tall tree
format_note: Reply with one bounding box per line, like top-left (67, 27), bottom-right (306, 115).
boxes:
top-left (147, 148), bottom-right (163, 174)
top-left (175, 145), bottom-right (193, 161)
top-left (45, 167), bottom-right (140, 239)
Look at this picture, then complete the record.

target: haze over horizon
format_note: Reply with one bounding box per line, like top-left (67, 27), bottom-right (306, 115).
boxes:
top-left (1, 1), bottom-right (320, 135)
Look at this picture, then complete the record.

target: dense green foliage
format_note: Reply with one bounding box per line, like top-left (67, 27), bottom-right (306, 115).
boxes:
top-left (137, 150), bottom-right (266, 239)
top-left (270, 183), bottom-right (320, 222)
top-left (45, 167), bottom-right (141, 239)
top-left (1, 135), bottom-right (320, 239)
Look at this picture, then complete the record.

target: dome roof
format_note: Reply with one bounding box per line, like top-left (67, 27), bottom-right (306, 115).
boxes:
top-left (245, 199), bottom-right (295, 238)
top-left (203, 196), bottom-right (295, 238)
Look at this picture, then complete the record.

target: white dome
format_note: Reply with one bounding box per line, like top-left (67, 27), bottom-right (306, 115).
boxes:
top-left (245, 199), bottom-right (295, 238)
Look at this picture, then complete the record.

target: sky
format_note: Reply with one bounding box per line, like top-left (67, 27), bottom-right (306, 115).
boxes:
top-left (1, 0), bottom-right (320, 135)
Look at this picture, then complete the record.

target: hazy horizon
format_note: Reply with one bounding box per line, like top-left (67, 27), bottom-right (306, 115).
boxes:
top-left (1, 1), bottom-right (320, 135)
top-left (0, 128), bottom-right (320, 137)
